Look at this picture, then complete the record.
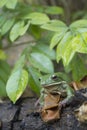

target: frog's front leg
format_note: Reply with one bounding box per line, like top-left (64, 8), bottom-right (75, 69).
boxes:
top-left (59, 85), bottom-right (74, 107)
top-left (35, 88), bottom-right (47, 109)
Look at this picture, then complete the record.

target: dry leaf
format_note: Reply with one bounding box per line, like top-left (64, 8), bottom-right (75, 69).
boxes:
top-left (70, 76), bottom-right (87, 90)
top-left (41, 107), bottom-right (60, 122)
top-left (40, 93), bottom-right (61, 122)
top-left (43, 93), bottom-right (60, 110)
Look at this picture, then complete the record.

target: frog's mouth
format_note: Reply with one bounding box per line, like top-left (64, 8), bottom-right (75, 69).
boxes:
top-left (43, 81), bottom-right (66, 88)
top-left (43, 81), bottom-right (67, 96)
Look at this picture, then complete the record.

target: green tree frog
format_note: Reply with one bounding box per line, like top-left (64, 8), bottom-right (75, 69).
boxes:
top-left (39, 73), bottom-right (74, 107)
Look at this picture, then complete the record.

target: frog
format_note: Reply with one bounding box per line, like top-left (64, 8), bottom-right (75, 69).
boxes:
top-left (38, 73), bottom-right (74, 108)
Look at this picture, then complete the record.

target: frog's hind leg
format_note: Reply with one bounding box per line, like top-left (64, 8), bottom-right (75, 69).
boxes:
top-left (60, 89), bottom-right (74, 108)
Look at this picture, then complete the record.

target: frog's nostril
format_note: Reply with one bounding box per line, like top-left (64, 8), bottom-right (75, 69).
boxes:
top-left (51, 75), bottom-right (57, 80)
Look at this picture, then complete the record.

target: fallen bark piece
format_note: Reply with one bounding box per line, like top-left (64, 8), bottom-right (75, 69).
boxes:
top-left (69, 90), bottom-right (87, 107)
top-left (19, 98), bottom-right (37, 120)
top-left (2, 122), bottom-right (11, 130)
top-left (0, 100), bottom-right (18, 122)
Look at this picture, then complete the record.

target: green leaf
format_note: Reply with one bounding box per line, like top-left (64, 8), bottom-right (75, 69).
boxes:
top-left (28, 66), bottom-right (41, 95)
top-left (50, 30), bottom-right (67, 49)
top-left (12, 55), bottom-right (26, 73)
top-left (0, 60), bottom-right (11, 84)
top-left (45, 6), bottom-right (64, 15)
top-left (19, 21), bottom-right (30, 36)
top-left (0, 15), bottom-right (7, 27)
top-left (80, 32), bottom-right (87, 53)
top-left (1, 18), bottom-right (15, 35)
top-left (62, 46), bottom-right (75, 66)
top-left (10, 21), bottom-right (30, 42)
top-left (0, 0), bottom-right (8, 7)
top-left (6, 0), bottom-right (17, 9)
top-left (24, 12), bottom-right (50, 25)
top-left (0, 50), bottom-right (6, 60)
top-left (0, 60), bottom-right (11, 75)
top-left (37, 31), bottom-right (54, 45)
top-left (32, 43), bottom-right (56, 60)
top-left (57, 32), bottom-right (72, 63)
top-left (10, 21), bottom-right (24, 41)
top-left (0, 80), bottom-right (7, 97)
top-left (71, 33), bottom-right (87, 54)
top-left (72, 11), bottom-right (85, 20)
top-left (70, 20), bottom-right (87, 33)
top-left (55, 72), bottom-right (71, 82)
top-left (57, 31), bottom-right (87, 66)
top-left (0, 67), bottom-right (9, 83)
top-left (82, 31), bottom-right (87, 40)
top-left (6, 69), bottom-right (28, 103)
top-left (29, 25), bottom-right (42, 39)
top-left (41, 20), bottom-right (68, 32)
top-left (68, 55), bottom-right (87, 81)
top-left (70, 19), bottom-right (87, 29)
top-left (76, 28), bottom-right (87, 33)
top-left (29, 52), bottom-right (54, 73)
top-left (34, 6), bottom-right (44, 12)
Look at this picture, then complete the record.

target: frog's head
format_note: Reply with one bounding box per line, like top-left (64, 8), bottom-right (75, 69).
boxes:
top-left (39, 74), bottom-right (62, 86)
top-left (39, 74), bottom-right (68, 95)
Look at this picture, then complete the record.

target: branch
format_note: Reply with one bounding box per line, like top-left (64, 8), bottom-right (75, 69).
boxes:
top-left (3, 40), bottom-right (36, 50)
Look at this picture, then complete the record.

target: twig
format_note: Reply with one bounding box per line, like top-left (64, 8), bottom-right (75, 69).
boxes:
top-left (3, 40), bottom-right (36, 50)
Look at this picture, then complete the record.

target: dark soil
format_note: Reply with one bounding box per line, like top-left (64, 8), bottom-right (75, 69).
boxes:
top-left (0, 90), bottom-right (87, 130)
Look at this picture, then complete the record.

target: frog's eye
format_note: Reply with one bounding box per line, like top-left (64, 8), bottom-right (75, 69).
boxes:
top-left (38, 77), bottom-right (41, 81)
top-left (51, 75), bottom-right (58, 80)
